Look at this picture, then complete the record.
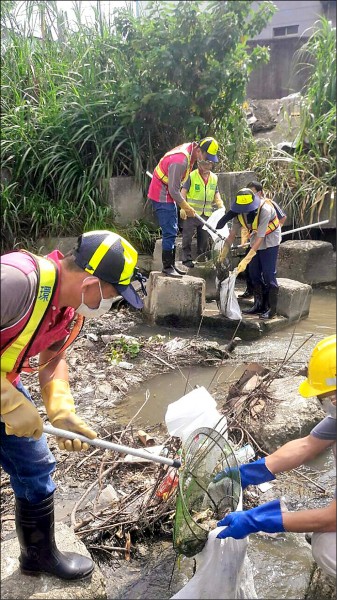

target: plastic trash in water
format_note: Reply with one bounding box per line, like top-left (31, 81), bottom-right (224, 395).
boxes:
top-left (165, 386), bottom-right (228, 444)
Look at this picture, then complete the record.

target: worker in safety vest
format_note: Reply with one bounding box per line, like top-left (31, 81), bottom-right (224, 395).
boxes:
top-left (180, 159), bottom-right (224, 268)
top-left (216, 334), bottom-right (336, 581)
top-left (216, 181), bottom-right (287, 299)
top-left (219, 187), bottom-right (281, 319)
top-left (0, 231), bottom-right (145, 580)
top-left (148, 137), bottom-right (220, 277)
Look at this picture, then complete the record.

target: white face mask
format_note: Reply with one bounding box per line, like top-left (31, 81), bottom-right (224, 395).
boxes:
top-left (321, 398), bottom-right (336, 419)
top-left (76, 278), bottom-right (113, 319)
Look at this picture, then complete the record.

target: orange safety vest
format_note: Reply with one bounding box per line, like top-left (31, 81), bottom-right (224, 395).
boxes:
top-left (1, 251), bottom-right (83, 382)
top-left (154, 143), bottom-right (193, 186)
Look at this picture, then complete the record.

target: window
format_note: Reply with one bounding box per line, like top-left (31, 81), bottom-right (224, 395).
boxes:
top-left (273, 25), bottom-right (299, 37)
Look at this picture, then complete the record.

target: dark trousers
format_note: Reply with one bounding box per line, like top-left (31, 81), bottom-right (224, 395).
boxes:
top-left (182, 215), bottom-right (211, 262)
top-left (152, 201), bottom-right (178, 251)
top-left (249, 245), bottom-right (279, 289)
top-left (0, 381), bottom-right (56, 503)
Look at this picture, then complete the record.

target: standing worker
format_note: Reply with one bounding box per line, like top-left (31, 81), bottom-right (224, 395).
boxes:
top-left (0, 231), bottom-right (145, 580)
top-left (240, 181), bottom-right (287, 299)
top-left (148, 137), bottom-right (220, 277)
top-left (218, 187), bottom-right (281, 319)
top-left (180, 158), bottom-right (224, 268)
top-left (216, 334), bottom-right (336, 581)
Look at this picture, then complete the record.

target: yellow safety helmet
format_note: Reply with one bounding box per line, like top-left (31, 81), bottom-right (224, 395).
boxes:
top-left (298, 335), bottom-right (336, 397)
top-left (73, 230), bottom-right (145, 309)
top-left (198, 137), bottom-right (219, 163)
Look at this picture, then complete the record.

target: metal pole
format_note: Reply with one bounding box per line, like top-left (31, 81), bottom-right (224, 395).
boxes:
top-left (236, 219), bottom-right (330, 248)
top-left (43, 424), bottom-right (181, 468)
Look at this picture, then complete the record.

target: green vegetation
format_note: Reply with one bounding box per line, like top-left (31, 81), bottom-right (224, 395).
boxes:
top-left (252, 17), bottom-right (336, 224)
top-left (1, 0), bottom-right (275, 252)
top-left (107, 336), bottom-right (141, 364)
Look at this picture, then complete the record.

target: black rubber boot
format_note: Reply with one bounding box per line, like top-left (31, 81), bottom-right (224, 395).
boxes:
top-left (173, 246), bottom-right (187, 274)
top-left (260, 286), bottom-right (279, 319)
top-left (242, 284), bottom-right (264, 314)
top-left (15, 494), bottom-right (94, 580)
top-left (162, 249), bottom-right (183, 278)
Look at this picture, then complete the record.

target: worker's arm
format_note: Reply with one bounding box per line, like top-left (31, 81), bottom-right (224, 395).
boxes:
top-left (167, 162), bottom-right (189, 206)
top-left (39, 348), bottom-right (96, 451)
top-left (217, 498), bottom-right (336, 540)
top-left (266, 434), bottom-right (334, 474)
top-left (283, 499), bottom-right (336, 533)
top-left (180, 187), bottom-right (187, 200)
top-left (213, 191), bottom-right (224, 209)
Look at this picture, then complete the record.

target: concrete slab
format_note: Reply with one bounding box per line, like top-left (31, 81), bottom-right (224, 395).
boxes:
top-left (143, 271), bottom-right (205, 327)
top-left (277, 240), bottom-right (336, 285)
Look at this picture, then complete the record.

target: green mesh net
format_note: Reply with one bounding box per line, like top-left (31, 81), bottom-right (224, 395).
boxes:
top-left (173, 427), bottom-right (241, 558)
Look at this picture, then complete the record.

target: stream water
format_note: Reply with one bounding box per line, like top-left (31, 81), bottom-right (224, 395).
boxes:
top-left (102, 285), bottom-right (336, 600)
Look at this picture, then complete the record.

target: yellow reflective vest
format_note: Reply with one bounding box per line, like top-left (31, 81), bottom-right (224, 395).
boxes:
top-left (0, 252), bottom-right (57, 379)
top-left (154, 143), bottom-right (192, 185)
top-left (237, 199), bottom-right (279, 236)
top-left (186, 170), bottom-right (218, 217)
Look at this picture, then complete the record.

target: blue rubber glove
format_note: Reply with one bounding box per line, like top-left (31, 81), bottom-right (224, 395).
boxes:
top-left (216, 499), bottom-right (285, 540)
top-left (239, 457), bottom-right (275, 490)
top-left (213, 457), bottom-right (275, 490)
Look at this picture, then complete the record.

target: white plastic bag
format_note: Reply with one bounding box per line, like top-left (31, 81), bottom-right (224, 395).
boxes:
top-left (171, 528), bottom-right (257, 599)
top-left (201, 208), bottom-right (229, 243)
top-left (219, 270), bottom-right (242, 320)
top-left (165, 387), bottom-right (227, 444)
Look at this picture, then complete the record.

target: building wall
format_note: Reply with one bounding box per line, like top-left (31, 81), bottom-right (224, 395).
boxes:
top-left (246, 37), bottom-right (310, 99)
top-left (251, 0), bottom-right (330, 40)
top-left (248, 0), bottom-right (336, 98)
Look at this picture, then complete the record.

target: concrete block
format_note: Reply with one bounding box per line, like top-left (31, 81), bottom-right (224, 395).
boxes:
top-left (185, 262), bottom-right (218, 300)
top-left (143, 271), bottom-right (205, 327)
top-left (152, 238), bottom-right (198, 271)
top-left (278, 240), bottom-right (336, 284)
top-left (108, 176), bottom-right (146, 226)
top-left (277, 278), bottom-right (312, 320)
top-left (35, 237), bottom-right (78, 255)
top-left (217, 171), bottom-right (256, 209)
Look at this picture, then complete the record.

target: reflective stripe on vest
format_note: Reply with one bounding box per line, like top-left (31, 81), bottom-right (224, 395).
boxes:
top-left (237, 200), bottom-right (279, 236)
top-left (0, 252), bottom-right (58, 376)
top-left (186, 170), bottom-right (217, 216)
top-left (154, 143), bottom-right (192, 185)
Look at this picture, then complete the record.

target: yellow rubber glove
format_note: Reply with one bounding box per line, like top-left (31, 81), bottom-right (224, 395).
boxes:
top-left (180, 208), bottom-right (187, 220)
top-left (42, 379), bottom-right (97, 452)
top-left (1, 377), bottom-right (43, 439)
top-left (237, 249), bottom-right (257, 274)
top-left (180, 199), bottom-right (196, 218)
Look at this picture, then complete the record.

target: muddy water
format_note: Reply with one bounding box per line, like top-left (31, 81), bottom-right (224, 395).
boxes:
top-left (112, 363), bottom-right (247, 427)
top-left (104, 286), bottom-right (336, 599)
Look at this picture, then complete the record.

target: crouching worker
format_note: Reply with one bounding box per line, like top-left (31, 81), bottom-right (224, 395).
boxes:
top-left (216, 335), bottom-right (336, 580)
top-left (1, 231), bottom-right (145, 580)
top-left (218, 187), bottom-right (281, 319)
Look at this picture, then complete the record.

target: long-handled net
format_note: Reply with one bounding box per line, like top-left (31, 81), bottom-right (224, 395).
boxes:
top-left (173, 427), bottom-right (241, 558)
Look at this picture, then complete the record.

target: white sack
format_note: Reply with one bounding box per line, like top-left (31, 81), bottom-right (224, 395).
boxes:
top-left (219, 270), bottom-right (242, 320)
top-left (171, 530), bottom-right (257, 599)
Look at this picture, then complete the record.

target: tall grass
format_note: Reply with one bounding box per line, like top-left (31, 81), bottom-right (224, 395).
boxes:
top-left (1, 0), bottom-right (275, 252)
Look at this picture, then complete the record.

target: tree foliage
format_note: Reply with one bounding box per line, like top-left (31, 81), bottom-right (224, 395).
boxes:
top-left (1, 0), bottom-right (276, 249)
